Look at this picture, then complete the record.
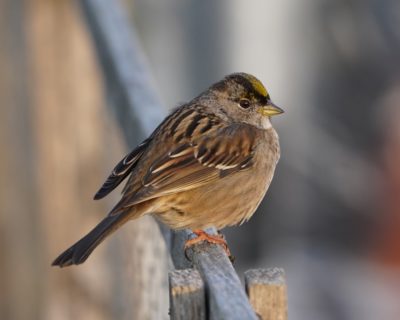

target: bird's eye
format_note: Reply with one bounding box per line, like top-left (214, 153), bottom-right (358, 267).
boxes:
top-left (239, 99), bottom-right (251, 109)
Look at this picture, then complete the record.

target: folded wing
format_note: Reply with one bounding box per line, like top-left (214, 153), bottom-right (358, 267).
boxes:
top-left (109, 123), bottom-right (258, 215)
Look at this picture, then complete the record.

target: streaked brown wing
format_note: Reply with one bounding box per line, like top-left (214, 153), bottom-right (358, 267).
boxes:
top-left (113, 123), bottom-right (258, 212)
top-left (93, 138), bottom-right (151, 200)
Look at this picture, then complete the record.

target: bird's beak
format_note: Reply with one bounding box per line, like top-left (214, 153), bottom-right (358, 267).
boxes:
top-left (257, 102), bottom-right (284, 117)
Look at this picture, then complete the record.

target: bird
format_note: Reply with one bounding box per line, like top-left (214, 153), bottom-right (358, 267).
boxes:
top-left (52, 72), bottom-right (283, 267)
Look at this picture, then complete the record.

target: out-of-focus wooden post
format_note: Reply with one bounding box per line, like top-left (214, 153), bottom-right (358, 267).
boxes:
top-left (169, 269), bottom-right (206, 320)
top-left (244, 268), bottom-right (288, 320)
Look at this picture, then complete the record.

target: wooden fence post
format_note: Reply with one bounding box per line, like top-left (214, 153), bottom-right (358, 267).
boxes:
top-left (244, 268), bottom-right (288, 320)
top-left (169, 269), bottom-right (206, 320)
top-left (186, 231), bottom-right (258, 320)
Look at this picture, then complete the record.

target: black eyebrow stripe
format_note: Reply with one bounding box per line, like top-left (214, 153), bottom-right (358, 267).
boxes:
top-left (228, 74), bottom-right (268, 100)
top-left (235, 77), bottom-right (254, 96)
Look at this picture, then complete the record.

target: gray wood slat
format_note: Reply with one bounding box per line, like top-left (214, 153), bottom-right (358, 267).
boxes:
top-left (79, 0), bottom-right (172, 249)
top-left (186, 229), bottom-right (257, 320)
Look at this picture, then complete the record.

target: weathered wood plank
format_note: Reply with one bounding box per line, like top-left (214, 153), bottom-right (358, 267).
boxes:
top-left (186, 229), bottom-right (258, 320)
top-left (80, 0), bottom-right (165, 135)
top-left (244, 268), bottom-right (288, 320)
top-left (79, 1), bottom-right (171, 318)
top-left (79, 0), bottom-right (172, 250)
top-left (169, 269), bottom-right (206, 320)
top-left (171, 230), bottom-right (193, 270)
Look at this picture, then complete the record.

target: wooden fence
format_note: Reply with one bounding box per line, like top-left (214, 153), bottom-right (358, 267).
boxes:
top-left (80, 1), bottom-right (288, 319)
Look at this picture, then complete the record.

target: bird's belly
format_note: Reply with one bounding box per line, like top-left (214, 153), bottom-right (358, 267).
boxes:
top-left (154, 168), bottom-right (273, 230)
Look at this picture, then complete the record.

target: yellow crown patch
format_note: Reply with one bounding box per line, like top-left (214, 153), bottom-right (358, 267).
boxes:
top-left (243, 74), bottom-right (269, 98)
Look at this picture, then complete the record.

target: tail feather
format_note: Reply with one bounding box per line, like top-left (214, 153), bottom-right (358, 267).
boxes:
top-left (52, 213), bottom-right (129, 267)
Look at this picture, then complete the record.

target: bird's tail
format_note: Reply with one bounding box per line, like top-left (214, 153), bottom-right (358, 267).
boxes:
top-left (52, 212), bottom-right (131, 267)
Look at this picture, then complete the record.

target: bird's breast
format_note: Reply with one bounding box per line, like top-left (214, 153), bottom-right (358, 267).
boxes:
top-left (154, 128), bottom-right (280, 230)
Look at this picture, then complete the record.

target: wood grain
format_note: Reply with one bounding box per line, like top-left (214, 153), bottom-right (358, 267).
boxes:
top-left (169, 269), bottom-right (206, 320)
top-left (186, 229), bottom-right (258, 320)
top-left (245, 268), bottom-right (288, 320)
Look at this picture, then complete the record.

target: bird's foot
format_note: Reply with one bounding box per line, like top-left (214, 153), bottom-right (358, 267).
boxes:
top-left (184, 229), bottom-right (233, 260)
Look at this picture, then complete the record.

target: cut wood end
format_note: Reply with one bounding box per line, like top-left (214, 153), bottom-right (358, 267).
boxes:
top-left (169, 269), bottom-right (204, 296)
top-left (244, 268), bottom-right (286, 286)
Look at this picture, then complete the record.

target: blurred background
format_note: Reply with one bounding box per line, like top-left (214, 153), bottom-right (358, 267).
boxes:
top-left (1, 0), bottom-right (400, 319)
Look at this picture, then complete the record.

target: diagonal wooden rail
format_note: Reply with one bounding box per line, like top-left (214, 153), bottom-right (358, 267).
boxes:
top-left (79, 1), bottom-right (286, 319)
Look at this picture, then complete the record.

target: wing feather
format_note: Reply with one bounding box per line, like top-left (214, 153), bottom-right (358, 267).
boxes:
top-left (119, 124), bottom-right (258, 207)
top-left (93, 138), bottom-right (151, 200)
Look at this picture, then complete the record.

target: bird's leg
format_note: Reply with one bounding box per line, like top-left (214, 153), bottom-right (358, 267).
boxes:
top-left (184, 229), bottom-right (232, 258)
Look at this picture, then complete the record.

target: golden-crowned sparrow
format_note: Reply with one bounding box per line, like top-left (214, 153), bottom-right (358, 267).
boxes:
top-left (52, 73), bottom-right (283, 267)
